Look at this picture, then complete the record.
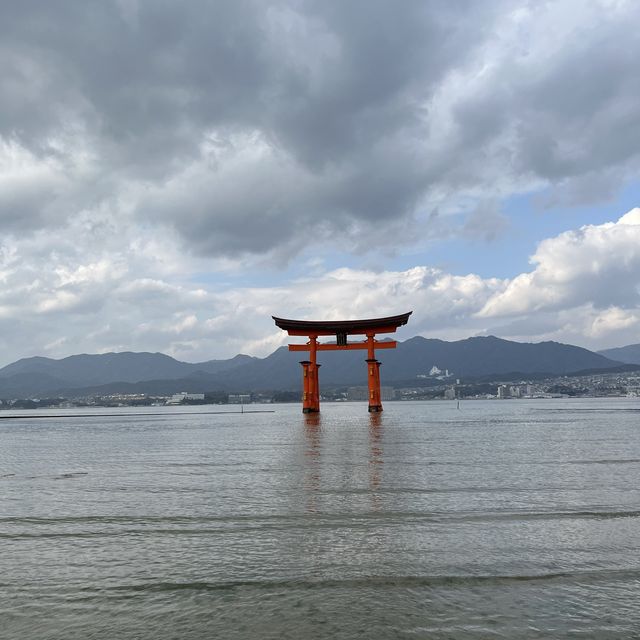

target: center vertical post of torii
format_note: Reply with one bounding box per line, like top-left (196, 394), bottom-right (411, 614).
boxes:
top-left (273, 312), bottom-right (412, 414)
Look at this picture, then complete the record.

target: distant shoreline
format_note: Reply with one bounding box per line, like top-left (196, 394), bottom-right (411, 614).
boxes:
top-left (0, 409), bottom-right (275, 420)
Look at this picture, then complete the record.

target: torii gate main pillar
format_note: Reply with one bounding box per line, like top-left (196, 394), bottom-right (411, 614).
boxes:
top-left (299, 336), bottom-right (321, 413)
top-left (273, 312), bottom-right (412, 413)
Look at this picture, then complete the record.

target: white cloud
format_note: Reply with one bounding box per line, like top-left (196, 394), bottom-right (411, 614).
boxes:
top-left (1, 208), bottom-right (640, 365)
top-left (588, 306), bottom-right (639, 338)
top-left (478, 208), bottom-right (640, 317)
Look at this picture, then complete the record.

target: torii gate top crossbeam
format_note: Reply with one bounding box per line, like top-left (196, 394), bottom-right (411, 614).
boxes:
top-left (272, 312), bottom-right (412, 336)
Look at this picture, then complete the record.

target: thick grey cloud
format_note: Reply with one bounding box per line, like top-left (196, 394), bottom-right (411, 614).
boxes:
top-left (3, 0), bottom-right (640, 366)
top-left (5, 1), bottom-right (638, 257)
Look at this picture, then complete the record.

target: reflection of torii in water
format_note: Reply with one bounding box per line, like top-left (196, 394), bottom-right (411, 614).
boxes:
top-left (302, 413), bottom-right (322, 514)
top-left (273, 312), bottom-right (412, 413)
top-left (301, 412), bottom-right (385, 514)
top-left (368, 413), bottom-right (383, 493)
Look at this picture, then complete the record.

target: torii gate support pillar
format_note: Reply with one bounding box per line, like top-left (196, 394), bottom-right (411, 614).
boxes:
top-left (300, 360), bottom-right (312, 412)
top-left (367, 358), bottom-right (383, 412)
top-left (301, 336), bottom-right (320, 413)
top-left (366, 333), bottom-right (383, 412)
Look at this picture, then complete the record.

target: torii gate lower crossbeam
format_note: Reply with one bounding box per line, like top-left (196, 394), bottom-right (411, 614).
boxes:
top-left (273, 312), bottom-right (412, 413)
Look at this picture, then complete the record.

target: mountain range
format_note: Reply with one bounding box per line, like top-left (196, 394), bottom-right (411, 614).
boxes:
top-left (597, 344), bottom-right (640, 365)
top-left (0, 336), bottom-right (632, 399)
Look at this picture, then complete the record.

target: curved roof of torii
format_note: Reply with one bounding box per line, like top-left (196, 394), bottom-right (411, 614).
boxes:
top-left (272, 311), bottom-right (412, 335)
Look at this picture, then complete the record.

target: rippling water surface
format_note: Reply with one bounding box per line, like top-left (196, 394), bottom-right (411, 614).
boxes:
top-left (2, 399), bottom-right (640, 639)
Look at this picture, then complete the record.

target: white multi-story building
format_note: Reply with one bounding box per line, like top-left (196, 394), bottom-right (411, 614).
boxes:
top-left (228, 394), bottom-right (251, 404)
top-left (166, 392), bottom-right (205, 405)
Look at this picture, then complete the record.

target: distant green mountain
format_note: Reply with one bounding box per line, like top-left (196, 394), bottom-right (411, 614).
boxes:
top-left (0, 336), bottom-right (623, 399)
top-left (0, 352), bottom-right (257, 389)
top-left (198, 335), bottom-right (622, 390)
top-left (598, 344), bottom-right (640, 365)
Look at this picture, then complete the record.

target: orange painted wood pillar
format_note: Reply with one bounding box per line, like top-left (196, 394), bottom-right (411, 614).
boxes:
top-left (367, 333), bottom-right (375, 360)
top-left (306, 336), bottom-right (320, 413)
top-left (300, 360), bottom-right (312, 412)
top-left (367, 358), bottom-right (382, 412)
top-left (374, 360), bottom-right (382, 412)
top-left (313, 364), bottom-right (321, 412)
top-left (366, 332), bottom-right (383, 412)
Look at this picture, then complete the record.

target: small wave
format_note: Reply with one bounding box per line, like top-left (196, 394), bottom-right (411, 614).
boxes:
top-left (448, 509), bottom-right (640, 523)
top-left (3, 507), bottom-right (639, 531)
top-left (566, 458), bottom-right (640, 465)
top-left (70, 569), bottom-right (640, 596)
top-left (0, 514), bottom-right (302, 525)
top-left (533, 408), bottom-right (640, 413)
top-left (164, 461), bottom-right (252, 468)
top-left (54, 472), bottom-right (88, 481)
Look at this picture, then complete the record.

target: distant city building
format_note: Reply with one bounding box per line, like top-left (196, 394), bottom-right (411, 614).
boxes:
top-left (228, 394), bottom-right (251, 404)
top-left (166, 392), bottom-right (205, 405)
top-left (444, 387), bottom-right (456, 400)
top-left (429, 365), bottom-right (442, 376)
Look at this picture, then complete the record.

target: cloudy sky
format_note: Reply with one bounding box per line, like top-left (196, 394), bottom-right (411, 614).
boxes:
top-left (1, 0), bottom-right (640, 365)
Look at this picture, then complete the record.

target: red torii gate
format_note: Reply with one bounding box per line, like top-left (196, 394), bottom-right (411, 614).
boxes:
top-left (273, 312), bottom-right (412, 413)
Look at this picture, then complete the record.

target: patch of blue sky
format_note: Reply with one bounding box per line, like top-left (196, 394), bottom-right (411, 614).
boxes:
top-left (397, 181), bottom-right (640, 280)
top-left (189, 181), bottom-right (640, 288)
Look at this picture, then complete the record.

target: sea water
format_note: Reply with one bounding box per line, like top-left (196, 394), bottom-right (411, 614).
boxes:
top-left (1, 399), bottom-right (640, 639)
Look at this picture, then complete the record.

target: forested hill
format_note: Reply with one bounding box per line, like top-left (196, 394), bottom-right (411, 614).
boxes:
top-left (598, 343), bottom-right (640, 365)
top-left (0, 336), bottom-right (623, 398)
